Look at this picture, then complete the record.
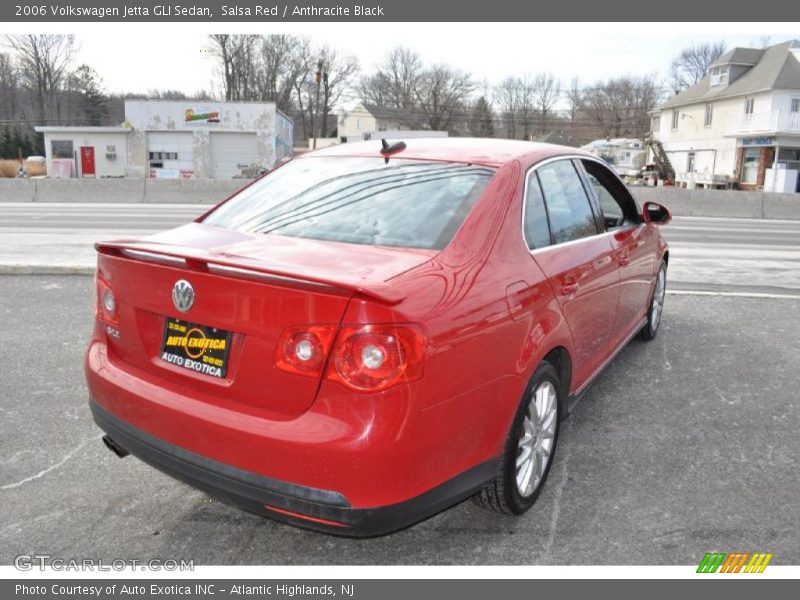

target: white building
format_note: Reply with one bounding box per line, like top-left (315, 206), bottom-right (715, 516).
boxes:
top-left (337, 103), bottom-right (448, 143)
top-left (337, 103), bottom-right (407, 140)
top-left (34, 127), bottom-right (130, 178)
top-left (580, 138), bottom-right (647, 179)
top-left (36, 100), bottom-right (293, 179)
top-left (650, 40), bottom-right (800, 192)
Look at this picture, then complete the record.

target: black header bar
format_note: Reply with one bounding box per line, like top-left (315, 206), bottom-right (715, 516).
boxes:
top-left (2, 0), bottom-right (792, 22)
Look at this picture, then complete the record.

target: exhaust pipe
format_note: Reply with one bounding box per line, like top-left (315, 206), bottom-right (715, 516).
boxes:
top-left (102, 435), bottom-right (129, 458)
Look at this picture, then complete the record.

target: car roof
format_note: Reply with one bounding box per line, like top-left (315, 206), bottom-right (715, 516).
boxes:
top-left (303, 137), bottom-right (592, 168)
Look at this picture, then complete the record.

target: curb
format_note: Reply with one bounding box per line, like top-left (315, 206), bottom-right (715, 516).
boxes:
top-left (0, 265), bottom-right (95, 275)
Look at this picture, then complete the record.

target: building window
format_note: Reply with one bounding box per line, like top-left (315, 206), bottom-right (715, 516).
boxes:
top-left (377, 123), bottom-right (387, 132)
top-left (710, 66), bottom-right (728, 87)
top-left (687, 152), bottom-right (696, 173)
top-left (704, 103), bottom-right (713, 127)
top-left (148, 152), bottom-right (178, 161)
top-left (741, 147), bottom-right (760, 184)
top-left (791, 98), bottom-right (800, 113)
top-left (356, 118), bottom-right (362, 131)
top-left (671, 109), bottom-right (680, 130)
top-left (51, 140), bottom-right (74, 159)
top-left (744, 98), bottom-right (755, 116)
top-left (651, 115), bottom-right (660, 132)
top-left (778, 148), bottom-right (800, 161)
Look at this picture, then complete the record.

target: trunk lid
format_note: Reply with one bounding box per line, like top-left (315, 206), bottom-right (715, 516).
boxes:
top-left (96, 223), bottom-right (434, 416)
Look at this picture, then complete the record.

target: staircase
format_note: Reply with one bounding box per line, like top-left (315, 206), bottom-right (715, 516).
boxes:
top-left (646, 137), bottom-right (675, 182)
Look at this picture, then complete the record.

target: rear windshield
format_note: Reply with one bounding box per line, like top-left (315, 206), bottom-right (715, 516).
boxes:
top-left (201, 157), bottom-right (495, 250)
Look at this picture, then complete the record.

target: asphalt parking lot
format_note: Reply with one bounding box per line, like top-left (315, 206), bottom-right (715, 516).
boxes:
top-left (1, 275), bottom-right (798, 565)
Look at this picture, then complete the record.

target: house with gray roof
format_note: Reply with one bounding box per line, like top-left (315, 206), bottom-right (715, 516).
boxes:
top-left (337, 103), bottom-right (410, 141)
top-left (650, 39), bottom-right (800, 192)
top-left (336, 103), bottom-right (448, 143)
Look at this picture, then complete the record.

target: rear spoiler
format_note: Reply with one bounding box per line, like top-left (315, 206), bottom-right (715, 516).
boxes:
top-left (95, 240), bottom-right (407, 306)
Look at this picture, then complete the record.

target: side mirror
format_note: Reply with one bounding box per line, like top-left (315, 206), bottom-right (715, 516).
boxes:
top-left (642, 201), bottom-right (671, 225)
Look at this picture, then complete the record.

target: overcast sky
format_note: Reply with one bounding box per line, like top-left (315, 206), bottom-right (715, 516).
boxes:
top-left (5, 23), bottom-right (800, 105)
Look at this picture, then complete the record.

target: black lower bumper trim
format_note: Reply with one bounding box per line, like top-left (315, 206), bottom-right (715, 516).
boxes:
top-left (90, 400), bottom-right (499, 537)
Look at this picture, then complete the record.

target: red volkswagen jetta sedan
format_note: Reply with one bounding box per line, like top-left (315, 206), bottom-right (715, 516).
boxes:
top-left (85, 139), bottom-right (670, 536)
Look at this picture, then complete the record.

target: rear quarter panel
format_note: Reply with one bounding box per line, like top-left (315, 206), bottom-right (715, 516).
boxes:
top-left (379, 160), bottom-right (576, 492)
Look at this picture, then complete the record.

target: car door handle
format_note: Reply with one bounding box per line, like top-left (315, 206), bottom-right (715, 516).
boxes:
top-left (560, 282), bottom-right (579, 295)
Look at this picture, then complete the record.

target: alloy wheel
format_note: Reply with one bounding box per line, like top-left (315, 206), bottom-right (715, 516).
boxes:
top-left (516, 380), bottom-right (558, 497)
top-left (651, 267), bottom-right (666, 332)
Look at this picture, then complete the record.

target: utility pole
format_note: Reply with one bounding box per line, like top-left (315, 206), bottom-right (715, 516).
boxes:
top-left (313, 59), bottom-right (323, 150)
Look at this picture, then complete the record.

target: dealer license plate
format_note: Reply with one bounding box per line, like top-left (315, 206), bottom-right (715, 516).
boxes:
top-left (160, 318), bottom-right (232, 379)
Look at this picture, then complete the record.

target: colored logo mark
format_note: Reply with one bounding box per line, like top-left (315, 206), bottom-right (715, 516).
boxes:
top-left (697, 552), bottom-right (773, 573)
top-left (184, 109), bottom-right (220, 123)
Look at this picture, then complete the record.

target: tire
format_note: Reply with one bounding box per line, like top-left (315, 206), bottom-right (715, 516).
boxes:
top-left (472, 361), bottom-right (561, 515)
top-left (639, 260), bottom-right (667, 341)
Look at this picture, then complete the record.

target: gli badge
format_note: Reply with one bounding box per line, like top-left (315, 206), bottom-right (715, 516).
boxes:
top-left (172, 279), bottom-right (195, 312)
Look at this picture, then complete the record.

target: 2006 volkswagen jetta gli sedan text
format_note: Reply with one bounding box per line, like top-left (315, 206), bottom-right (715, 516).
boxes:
top-left (85, 138), bottom-right (670, 536)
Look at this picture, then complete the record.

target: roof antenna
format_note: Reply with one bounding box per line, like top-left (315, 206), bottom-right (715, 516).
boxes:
top-left (380, 138), bottom-right (406, 164)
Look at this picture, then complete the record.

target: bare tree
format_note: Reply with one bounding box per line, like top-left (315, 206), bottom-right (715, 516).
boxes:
top-left (356, 46), bottom-right (425, 131)
top-left (491, 75), bottom-right (536, 139)
top-left (3, 34), bottom-right (75, 123)
top-left (413, 64), bottom-right (474, 132)
top-left (494, 76), bottom-right (522, 139)
top-left (146, 89), bottom-right (188, 100)
top-left (317, 48), bottom-right (359, 138)
top-left (254, 35), bottom-right (308, 112)
top-left (531, 72), bottom-right (561, 135)
top-left (357, 71), bottom-right (390, 107)
top-left (0, 52), bottom-right (19, 121)
top-left (669, 41), bottom-right (727, 93)
top-left (208, 34), bottom-right (236, 100)
top-left (517, 75), bottom-right (536, 140)
top-left (207, 34), bottom-right (260, 101)
top-left (209, 34), bottom-right (346, 141)
top-left (289, 40), bottom-right (316, 141)
top-left (579, 75), bottom-right (663, 138)
top-left (357, 47), bottom-right (423, 112)
top-left (565, 77), bottom-right (582, 130)
top-left (380, 47), bottom-right (423, 109)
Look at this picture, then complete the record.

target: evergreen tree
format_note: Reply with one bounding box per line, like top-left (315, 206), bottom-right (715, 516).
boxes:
top-left (70, 64), bottom-right (108, 125)
top-left (31, 129), bottom-right (44, 156)
top-left (0, 126), bottom-right (11, 158)
top-left (469, 96), bottom-right (495, 138)
top-left (9, 127), bottom-right (25, 159)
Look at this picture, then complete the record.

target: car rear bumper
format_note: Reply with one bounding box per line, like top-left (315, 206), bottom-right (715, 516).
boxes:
top-left (90, 399), bottom-right (497, 537)
top-left (85, 335), bottom-right (501, 536)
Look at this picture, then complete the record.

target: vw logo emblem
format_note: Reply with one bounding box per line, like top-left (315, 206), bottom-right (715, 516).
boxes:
top-left (172, 280), bottom-right (195, 312)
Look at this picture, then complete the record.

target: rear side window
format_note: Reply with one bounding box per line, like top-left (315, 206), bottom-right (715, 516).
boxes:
top-left (202, 157), bottom-right (494, 250)
top-left (581, 159), bottom-right (638, 230)
top-left (585, 171), bottom-right (624, 226)
top-left (535, 160), bottom-right (598, 244)
top-left (523, 172), bottom-right (552, 249)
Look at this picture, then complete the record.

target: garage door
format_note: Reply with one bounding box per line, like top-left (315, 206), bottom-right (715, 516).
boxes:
top-left (210, 132), bottom-right (259, 178)
top-left (147, 132), bottom-right (194, 178)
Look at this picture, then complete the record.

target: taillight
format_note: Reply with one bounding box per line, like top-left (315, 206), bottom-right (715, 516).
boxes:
top-left (274, 323), bottom-right (425, 392)
top-left (95, 276), bottom-right (118, 325)
top-left (275, 325), bottom-right (337, 377)
top-left (328, 324), bottom-right (425, 392)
